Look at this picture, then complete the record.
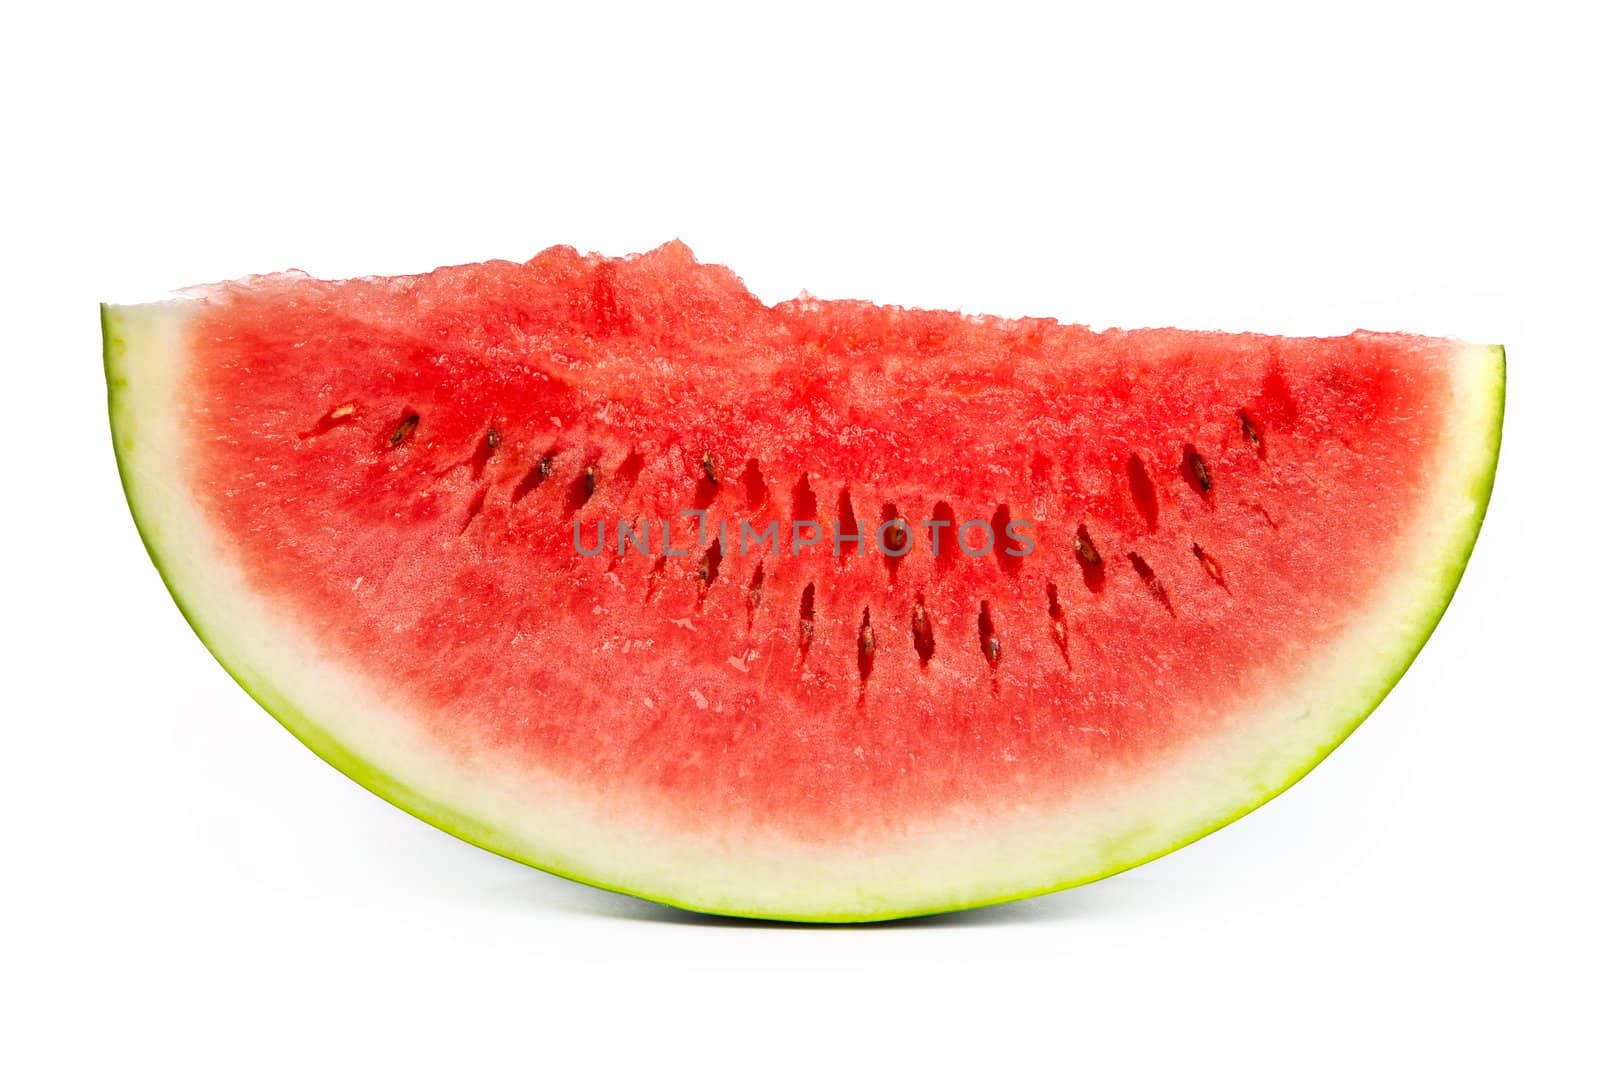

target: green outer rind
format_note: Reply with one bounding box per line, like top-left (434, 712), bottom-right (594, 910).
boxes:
top-left (104, 302), bottom-right (1504, 922)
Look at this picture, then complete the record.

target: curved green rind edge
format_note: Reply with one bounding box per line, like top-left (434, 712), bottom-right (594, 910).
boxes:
top-left (105, 303), bottom-right (1504, 923)
top-left (939, 347), bottom-right (1505, 922)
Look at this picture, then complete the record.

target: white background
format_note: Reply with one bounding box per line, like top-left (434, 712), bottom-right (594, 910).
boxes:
top-left (4, 2), bottom-right (1596, 1063)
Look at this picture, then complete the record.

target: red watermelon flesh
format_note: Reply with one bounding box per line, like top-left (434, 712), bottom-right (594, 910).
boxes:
top-left (103, 241), bottom-right (1503, 919)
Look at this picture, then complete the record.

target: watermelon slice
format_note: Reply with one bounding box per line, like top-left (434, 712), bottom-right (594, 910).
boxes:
top-left (103, 242), bottom-right (1502, 921)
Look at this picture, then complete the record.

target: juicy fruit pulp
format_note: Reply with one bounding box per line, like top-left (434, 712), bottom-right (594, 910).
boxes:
top-left (104, 242), bottom-right (1502, 919)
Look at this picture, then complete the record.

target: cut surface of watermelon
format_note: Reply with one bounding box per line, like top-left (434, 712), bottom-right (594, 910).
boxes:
top-left (104, 242), bottom-right (1502, 920)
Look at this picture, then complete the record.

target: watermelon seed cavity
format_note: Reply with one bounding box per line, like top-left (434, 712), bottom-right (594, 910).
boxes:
top-left (645, 555), bottom-right (668, 602)
top-left (1046, 581), bottom-right (1070, 665)
top-left (615, 450), bottom-right (645, 488)
top-left (880, 503), bottom-right (907, 579)
top-left (514, 453), bottom-right (554, 502)
top-left (1192, 543), bottom-right (1227, 589)
top-left (992, 503), bottom-right (1023, 573)
top-left (746, 562), bottom-right (765, 621)
top-left (697, 539), bottom-right (723, 595)
top-left (1126, 454), bottom-right (1159, 530)
top-left (1127, 553), bottom-right (1173, 614)
top-left (562, 464), bottom-right (597, 514)
top-left (695, 453), bottom-right (720, 509)
top-left (1239, 410), bottom-right (1265, 456)
top-left (1074, 524), bottom-right (1106, 592)
top-left (978, 601), bottom-right (1001, 669)
top-left (857, 608), bottom-right (876, 684)
top-left (1074, 525), bottom-right (1102, 566)
top-left (837, 489), bottom-right (861, 559)
top-left (797, 582), bottom-right (816, 657)
top-left (461, 489), bottom-right (487, 533)
top-left (1183, 446), bottom-right (1212, 494)
top-left (302, 402), bottom-right (355, 438)
top-left (911, 597), bottom-right (936, 664)
top-left (387, 411), bottom-right (419, 448)
top-left (931, 501), bottom-right (958, 563)
top-left (468, 428), bottom-right (500, 479)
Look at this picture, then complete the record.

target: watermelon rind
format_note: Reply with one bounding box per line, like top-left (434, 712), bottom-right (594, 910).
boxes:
top-left (103, 299), bottom-right (1504, 922)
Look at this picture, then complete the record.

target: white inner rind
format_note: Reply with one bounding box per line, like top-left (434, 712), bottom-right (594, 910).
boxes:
top-left (104, 301), bottom-right (1503, 921)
